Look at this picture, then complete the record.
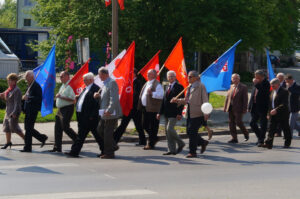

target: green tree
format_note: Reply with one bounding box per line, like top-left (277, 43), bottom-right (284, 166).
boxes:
top-left (0, 0), bottom-right (16, 28)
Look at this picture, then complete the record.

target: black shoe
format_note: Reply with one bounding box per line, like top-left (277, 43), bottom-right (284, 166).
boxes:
top-left (177, 144), bottom-right (185, 154)
top-left (257, 143), bottom-right (263, 147)
top-left (200, 140), bottom-right (209, 154)
top-left (41, 136), bottom-right (48, 148)
top-left (48, 148), bottom-right (62, 152)
top-left (283, 145), bottom-right (290, 148)
top-left (64, 152), bottom-right (79, 158)
top-left (1, 142), bottom-right (12, 149)
top-left (262, 143), bottom-right (273, 149)
top-left (244, 134), bottom-right (249, 141)
top-left (97, 153), bottom-right (104, 158)
top-left (20, 149), bottom-right (32, 153)
top-left (135, 143), bottom-right (146, 146)
top-left (163, 152), bottom-right (176, 155)
top-left (228, 139), bottom-right (238, 144)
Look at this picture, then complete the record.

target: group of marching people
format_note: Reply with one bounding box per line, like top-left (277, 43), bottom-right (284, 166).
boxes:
top-left (0, 67), bottom-right (299, 158)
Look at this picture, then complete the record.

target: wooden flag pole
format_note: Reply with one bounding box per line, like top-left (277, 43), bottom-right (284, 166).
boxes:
top-left (174, 84), bottom-right (191, 100)
top-left (157, 64), bottom-right (165, 76)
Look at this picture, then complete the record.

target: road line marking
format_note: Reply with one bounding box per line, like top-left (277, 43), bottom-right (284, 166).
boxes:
top-left (0, 189), bottom-right (157, 199)
top-left (0, 163), bottom-right (78, 170)
top-left (104, 173), bottom-right (116, 179)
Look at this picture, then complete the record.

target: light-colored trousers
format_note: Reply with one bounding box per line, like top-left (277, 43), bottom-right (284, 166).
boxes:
top-left (165, 117), bottom-right (185, 153)
top-left (290, 112), bottom-right (300, 136)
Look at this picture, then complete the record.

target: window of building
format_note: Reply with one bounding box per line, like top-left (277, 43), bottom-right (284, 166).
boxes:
top-left (24, 0), bottom-right (32, 6)
top-left (24, 19), bottom-right (31, 27)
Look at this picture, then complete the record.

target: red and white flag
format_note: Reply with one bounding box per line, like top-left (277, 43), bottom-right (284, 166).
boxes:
top-left (113, 41), bottom-right (135, 116)
top-left (163, 37), bottom-right (189, 89)
top-left (139, 50), bottom-right (161, 81)
top-left (94, 49), bottom-right (126, 88)
top-left (68, 59), bottom-right (90, 95)
top-left (105, 0), bottom-right (111, 7)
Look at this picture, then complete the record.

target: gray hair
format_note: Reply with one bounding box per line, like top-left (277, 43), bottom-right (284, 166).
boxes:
top-left (83, 72), bottom-right (95, 80)
top-left (98, 67), bottom-right (109, 75)
top-left (270, 78), bottom-right (280, 85)
top-left (232, 73), bottom-right (240, 79)
top-left (254, 69), bottom-right (265, 77)
top-left (189, 70), bottom-right (199, 77)
top-left (276, 72), bottom-right (285, 78)
top-left (25, 70), bottom-right (34, 77)
top-left (148, 69), bottom-right (157, 77)
top-left (167, 70), bottom-right (176, 77)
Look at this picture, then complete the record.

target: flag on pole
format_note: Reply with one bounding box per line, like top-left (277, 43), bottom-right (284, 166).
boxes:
top-left (163, 37), bottom-right (189, 89)
top-left (266, 48), bottom-right (275, 81)
top-left (94, 49), bottom-right (126, 88)
top-left (105, 0), bottom-right (111, 7)
top-left (139, 50), bottom-right (161, 81)
top-left (68, 59), bottom-right (90, 95)
top-left (112, 41), bottom-right (135, 116)
top-left (200, 39), bottom-right (242, 93)
top-left (118, 0), bottom-right (124, 10)
top-left (33, 45), bottom-right (56, 117)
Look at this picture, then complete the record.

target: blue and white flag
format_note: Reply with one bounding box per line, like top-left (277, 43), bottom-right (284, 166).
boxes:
top-left (200, 40), bottom-right (242, 93)
top-left (266, 48), bottom-right (275, 81)
top-left (33, 45), bottom-right (56, 117)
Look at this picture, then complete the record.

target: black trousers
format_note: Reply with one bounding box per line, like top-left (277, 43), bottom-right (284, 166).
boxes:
top-left (54, 104), bottom-right (77, 150)
top-left (24, 110), bottom-right (47, 151)
top-left (114, 109), bottom-right (146, 144)
top-left (70, 112), bottom-right (103, 156)
top-left (266, 114), bottom-right (291, 147)
top-left (250, 105), bottom-right (268, 143)
top-left (186, 116), bottom-right (205, 154)
top-left (142, 108), bottom-right (159, 147)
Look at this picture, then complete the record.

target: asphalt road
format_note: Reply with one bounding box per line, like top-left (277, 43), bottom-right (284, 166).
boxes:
top-left (0, 134), bottom-right (300, 199)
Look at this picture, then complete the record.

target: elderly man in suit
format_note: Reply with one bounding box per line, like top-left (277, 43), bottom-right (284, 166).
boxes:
top-left (171, 71), bottom-right (209, 158)
top-left (21, 70), bottom-right (48, 152)
top-left (224, 73), bottom-right (249, 143)
top-left (95, 67), bottom-right (122, 159)
top-left (274, 72), bottom-right (286, 137)
top-left (65, 72), bottom-right (103, 157)
top-left (138, 69), bottom-right (164, 150)
top-left (248, 70), bottom-right (270, 147)
top-left (263, 78), bottom-right (291, 149)
top-left (157, 70), bottom-right (185, 155)
top-left (285, 74), bottom-right (300, 137)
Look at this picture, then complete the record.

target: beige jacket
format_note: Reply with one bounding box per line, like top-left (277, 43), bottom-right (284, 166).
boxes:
top-left (177, 81), bottom-right (208, 118)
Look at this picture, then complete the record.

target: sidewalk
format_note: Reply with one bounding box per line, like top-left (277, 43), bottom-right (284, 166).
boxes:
top-left (0, 108), bottom-right (252, 146)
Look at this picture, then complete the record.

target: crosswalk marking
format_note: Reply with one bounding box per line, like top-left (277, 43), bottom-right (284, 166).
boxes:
top-left (0, 189), bottom-right (157, 199)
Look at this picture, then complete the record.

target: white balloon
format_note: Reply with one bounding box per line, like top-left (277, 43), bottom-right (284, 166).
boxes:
top-left (201, 102), bottom-right (213, 114)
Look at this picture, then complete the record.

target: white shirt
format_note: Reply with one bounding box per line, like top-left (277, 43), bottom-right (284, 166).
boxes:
top-left (76, 84), bottom-right (93, 112)
top-left (141, 79), bottom-right (164, 106)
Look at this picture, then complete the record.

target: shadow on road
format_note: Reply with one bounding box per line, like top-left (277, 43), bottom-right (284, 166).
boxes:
top-left (17, 166), bottom-right (62, 174)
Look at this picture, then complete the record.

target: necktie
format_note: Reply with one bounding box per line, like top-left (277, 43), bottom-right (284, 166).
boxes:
top-left (167, 85), bottom-right (171, 95)
top-left (232, 86), bottom-right (237, 99)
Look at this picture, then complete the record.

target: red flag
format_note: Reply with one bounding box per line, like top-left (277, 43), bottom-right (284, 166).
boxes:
top-left (139, 50), bottom-right (161, 81)
top-left (118, 0), bottom-right (124, 10)
top-left (105, 0), bottom-right (111, 7)
top-left (68, 59), bottom-right (90, 95)
top-left (163, 37), bottom-right (189, 89)
top-left (112, 41), bottom-right (135, 116)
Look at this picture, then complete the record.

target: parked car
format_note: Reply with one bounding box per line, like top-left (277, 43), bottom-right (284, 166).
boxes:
top-left (269, 55), bottom-right (281, 67)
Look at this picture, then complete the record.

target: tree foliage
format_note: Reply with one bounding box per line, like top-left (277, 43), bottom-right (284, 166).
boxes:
top-left (0, 0), bottom-right (16, 28)
top-left (30, 0), bottom-right (299, 69)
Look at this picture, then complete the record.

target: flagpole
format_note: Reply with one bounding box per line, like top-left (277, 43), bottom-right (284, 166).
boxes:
top-left (112, 0), bottom-right (118, 59)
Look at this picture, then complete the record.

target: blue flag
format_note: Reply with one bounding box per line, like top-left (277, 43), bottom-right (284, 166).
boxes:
top-left (33, 45), bottom-right (56, 117)
top-left (200, 40), bottom-right (242, 93)
top-left (266, 48), bottom-right (275, 81)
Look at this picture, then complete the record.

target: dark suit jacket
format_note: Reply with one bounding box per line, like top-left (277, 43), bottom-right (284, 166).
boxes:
top-left (269, 87), bottom-right (289, 118)
top-left (133, 78), bottom-right (142, 109)
top-left (288, 81), bottom-right (300, 113)
top-left (76, 83), bottom-right (100, 120)
top-left (224, 83), bottom-right (248, 114)
top-left (248, 78), bottom-right (270, 113)
top-left (24, 81), bottom-right (42, 113)
top-left (159, 82), bottom-right (184, 118)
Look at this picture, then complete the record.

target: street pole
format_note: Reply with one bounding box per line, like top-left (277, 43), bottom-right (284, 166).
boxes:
top-left (112, 0), bottom-right (118, 59)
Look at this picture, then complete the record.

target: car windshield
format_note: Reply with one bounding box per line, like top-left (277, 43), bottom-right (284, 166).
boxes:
top-left (0, 38), bottom-right (12, 54)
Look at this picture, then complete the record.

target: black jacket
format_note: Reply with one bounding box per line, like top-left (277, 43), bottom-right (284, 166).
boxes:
top-left (288, 82), bottom-right (300, 113)
top-left (159, 82), bottom-right (184, 117)
top-left (24, 81), bottom-right (42, 113)
top-left (133, 78), bottom-right (142, 109)
top-left (76, 83), bottom-right (100, 119)
top-left (248, 78), bottom-right (270, 113)
top-left (269, 87), bottom-right (290, 117)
